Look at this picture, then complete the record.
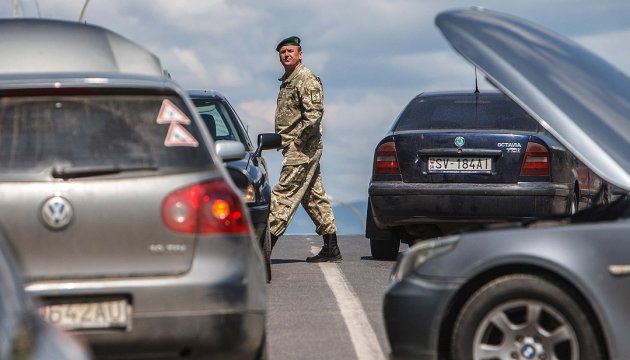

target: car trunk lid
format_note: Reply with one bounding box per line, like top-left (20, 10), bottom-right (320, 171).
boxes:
top-left (0, 173), bottom-right (216, 280)
top-left (395, 132), bottom-right (533, 183)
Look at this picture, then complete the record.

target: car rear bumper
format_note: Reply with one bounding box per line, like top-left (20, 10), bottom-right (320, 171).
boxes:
top-left (25, 237), bottom-right (266, 359)
top-left (369, 181), bottom-right (570, 227)
top-left (384, 276), bottom-right (460, 360)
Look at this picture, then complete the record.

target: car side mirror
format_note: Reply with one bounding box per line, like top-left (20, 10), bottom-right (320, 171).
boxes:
top-left (215, 140), bottom-right (246, 162)
top-left (254, 133), bottom-right (282, 158)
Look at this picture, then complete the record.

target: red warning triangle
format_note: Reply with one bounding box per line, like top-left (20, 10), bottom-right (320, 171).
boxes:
top-left (156, 99), bottom-right (191, 124)
top-left (164, 123), bottom-right (199, 147)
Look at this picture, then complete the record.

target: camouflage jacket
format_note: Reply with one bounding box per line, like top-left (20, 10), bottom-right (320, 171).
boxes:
top-left (275, 64), bottom-right (324, 165)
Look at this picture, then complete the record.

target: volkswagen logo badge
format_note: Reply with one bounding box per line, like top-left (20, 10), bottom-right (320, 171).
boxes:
top-left (454, 136), bottom-right (465, 147)
top-left (41, 196), bottom-right (73, 230)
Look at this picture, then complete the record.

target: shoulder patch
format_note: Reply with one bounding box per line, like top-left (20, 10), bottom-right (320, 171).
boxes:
top-left (310, 89), bottom-right (322, 103)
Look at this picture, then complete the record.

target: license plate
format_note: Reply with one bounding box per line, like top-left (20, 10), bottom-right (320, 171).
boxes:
top-left (40, 299), bottom-right (130, 330)
top-left (428, 157), bottom-right (492, 173)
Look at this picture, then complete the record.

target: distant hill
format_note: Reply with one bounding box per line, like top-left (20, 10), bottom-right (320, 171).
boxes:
top-left (285, 200), bottom-right (368, 235)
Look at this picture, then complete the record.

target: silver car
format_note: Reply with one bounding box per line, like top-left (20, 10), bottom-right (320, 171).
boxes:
top-left (0, 229), bottom-right (91, 360)
top-left (0, 19), bottom-right (266, 359)
top-left (385, 7), bottom-right (630, 360)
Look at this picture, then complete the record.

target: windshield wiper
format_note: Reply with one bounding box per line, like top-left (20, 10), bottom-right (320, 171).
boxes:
top-left (52, 164), bottom-right (158, 179)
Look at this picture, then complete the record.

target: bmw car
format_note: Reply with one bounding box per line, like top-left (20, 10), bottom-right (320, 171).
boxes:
top-left (384, 7), bottom-right (630, 360)
top-left (366, 89), bottom-right (608, 260)
top-left (0, 19), bottom-right (266, 359)
top-left (188, 90), bottom-right (282, 282)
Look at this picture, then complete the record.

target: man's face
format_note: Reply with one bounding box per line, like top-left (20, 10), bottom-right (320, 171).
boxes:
top-left (279, 45), bottom-right (302, 69)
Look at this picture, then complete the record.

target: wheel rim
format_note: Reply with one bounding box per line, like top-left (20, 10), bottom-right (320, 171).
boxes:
top-left (472, 300), bottom-right (579, 360)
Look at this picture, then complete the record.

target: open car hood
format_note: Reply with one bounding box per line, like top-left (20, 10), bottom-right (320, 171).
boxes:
top-left (436, 7), bottom-right (630, 191)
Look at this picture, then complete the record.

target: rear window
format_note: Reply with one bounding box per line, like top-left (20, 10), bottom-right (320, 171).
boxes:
top-left (0, 94), bottom-right (213, 176)
top-left (395, 95), bottom-right (539, 132)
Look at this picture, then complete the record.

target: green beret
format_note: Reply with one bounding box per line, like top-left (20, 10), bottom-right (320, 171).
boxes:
top-left (276, 36), bottom-right (301, 52)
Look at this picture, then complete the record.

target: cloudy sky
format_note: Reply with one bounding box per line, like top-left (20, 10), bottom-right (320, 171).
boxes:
top-left (3, 0), bottom-right (629, 204)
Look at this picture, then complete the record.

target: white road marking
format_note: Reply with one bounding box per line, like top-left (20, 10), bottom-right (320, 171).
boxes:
top-left (310, 246), bottom-right (386, 360)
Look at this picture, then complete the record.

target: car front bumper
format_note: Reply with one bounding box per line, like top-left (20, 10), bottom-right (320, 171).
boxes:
top-left (25, 236), bottom-right (266, 359)
top-left (369, 181), bottom-right (570, 227)
top-left (384, 275), bottom-right (461, 360)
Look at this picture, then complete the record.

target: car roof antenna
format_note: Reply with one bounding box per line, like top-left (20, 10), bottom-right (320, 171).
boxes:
top-left (474, 67), bottom-right (480, 94)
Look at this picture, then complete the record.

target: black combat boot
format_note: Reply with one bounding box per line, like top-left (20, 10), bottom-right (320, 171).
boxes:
top-left (306, 233), bottom-right (342, 263)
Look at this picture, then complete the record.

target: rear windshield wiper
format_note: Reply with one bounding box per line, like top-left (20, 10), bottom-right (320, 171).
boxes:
top-left (52, 164), bottom-right (158, 179)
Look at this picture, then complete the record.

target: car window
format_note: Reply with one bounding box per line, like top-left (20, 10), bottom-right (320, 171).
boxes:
top-left (191, 99), bottom-right (243, 143)
top-left (395, 96), bottom-right (539, 132)
top-left (0, 94), bottom-right (213, 178)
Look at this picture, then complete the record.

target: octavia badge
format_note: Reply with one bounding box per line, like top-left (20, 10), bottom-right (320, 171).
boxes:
top-left (454, 136), bottom-right (465, 147)
top-left (41, 196), bottom-right (73, 229)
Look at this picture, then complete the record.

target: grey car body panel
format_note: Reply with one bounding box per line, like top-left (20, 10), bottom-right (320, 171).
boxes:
top-left (411, 222), bottom-right (629, 358)
top-left (0, 18), bottom-right (265, 358)
top-left (0, 231), bottom-right (91, 359)
top-left (436, 7), bottom-right (630, 191)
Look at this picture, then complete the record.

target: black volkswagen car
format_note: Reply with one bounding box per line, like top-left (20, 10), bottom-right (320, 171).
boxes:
top-left (188, 90), bottom-right (281, 281)
top-left (366, 90), bottom-right (608, 259)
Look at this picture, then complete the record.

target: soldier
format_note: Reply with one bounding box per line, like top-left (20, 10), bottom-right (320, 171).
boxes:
top-left (268, 36), bottom-right (342, 263)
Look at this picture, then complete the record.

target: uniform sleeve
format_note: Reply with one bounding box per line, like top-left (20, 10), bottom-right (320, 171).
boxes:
top-left (295, 75), bottom-right (324, 147)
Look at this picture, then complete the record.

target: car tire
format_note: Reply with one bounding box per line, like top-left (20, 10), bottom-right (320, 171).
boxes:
top-left (451, 274), bottom-right (602, 360)
top-left (568, 190), bottom-right (578, 214)
top-left (370, 238), bottom-right (400, 260)
top-left (261, 228), bottom-right (272, 283)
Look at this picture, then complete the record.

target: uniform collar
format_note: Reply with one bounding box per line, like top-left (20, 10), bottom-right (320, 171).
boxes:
top-left (278, 63), bottom-right (304, 83)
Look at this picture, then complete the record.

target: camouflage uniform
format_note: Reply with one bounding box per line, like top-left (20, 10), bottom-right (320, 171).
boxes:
top-left (268, 63), bottom-right (337, 237)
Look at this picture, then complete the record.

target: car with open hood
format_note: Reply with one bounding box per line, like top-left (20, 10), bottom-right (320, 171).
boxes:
top-left (0, 18), bottom-right (266, 359)
top-left (384, 7), bottom-right (630, 360)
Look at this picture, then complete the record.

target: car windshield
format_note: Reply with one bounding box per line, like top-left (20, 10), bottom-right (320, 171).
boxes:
top-left (191, 99), bottom-right (243, 144)
top-left (0, 94), bottom-right (213, 179)
top-left (395, 95), bottom-right (539, 132)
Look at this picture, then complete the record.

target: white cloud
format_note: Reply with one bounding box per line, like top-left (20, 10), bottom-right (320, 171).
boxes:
top-left (576, 28), bottom-right (630, 74)
top-left (3, 0), bottom-right (629, 205)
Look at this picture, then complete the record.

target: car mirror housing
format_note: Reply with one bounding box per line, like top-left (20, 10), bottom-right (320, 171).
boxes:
top-left (253, 133), bottom-right (282, 159)
top-left (215, 140), bottom-right (246, 162)
top-left (258, 133), bottom-right (282, 151)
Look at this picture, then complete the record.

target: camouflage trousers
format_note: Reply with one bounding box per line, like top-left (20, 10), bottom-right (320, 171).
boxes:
top-left (268, 151), bottom-right (337, 237)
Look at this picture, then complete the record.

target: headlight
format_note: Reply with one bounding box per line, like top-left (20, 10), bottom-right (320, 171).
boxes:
top-left (243, 184), bottom-right (255, 203)
top-left (390, 235), bottom-right (460, 283)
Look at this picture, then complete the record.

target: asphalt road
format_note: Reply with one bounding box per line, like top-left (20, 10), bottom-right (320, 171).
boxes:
top-left (267, 235), bottom-right (409, 360)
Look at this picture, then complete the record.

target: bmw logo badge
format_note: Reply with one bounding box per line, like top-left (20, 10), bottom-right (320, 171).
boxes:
top-left (454, 136), bottom-right (465, 147)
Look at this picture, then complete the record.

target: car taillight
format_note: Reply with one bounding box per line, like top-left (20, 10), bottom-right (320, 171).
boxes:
top-left (520, 142), bottom-right (550, 176)
top-left (375, 141), bottom-right (400, 175)
top-left (161, 180), bottom-right (250, 234)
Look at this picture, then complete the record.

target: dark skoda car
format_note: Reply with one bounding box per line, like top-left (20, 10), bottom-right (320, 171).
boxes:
top-left (366, 90), bottom-right (607, 259)
top-left (385, 7), bottom-right (630, 360)
top-left (0, 19), bottom-right (266, 359)
top-left (188, 90), bottom-right (282, 282)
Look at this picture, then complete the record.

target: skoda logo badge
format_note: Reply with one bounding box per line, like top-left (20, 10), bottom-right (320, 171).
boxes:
top-left (41, 196), bottom-right (73, 230)
top-left (454, 136), bottom-right (465, 147)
